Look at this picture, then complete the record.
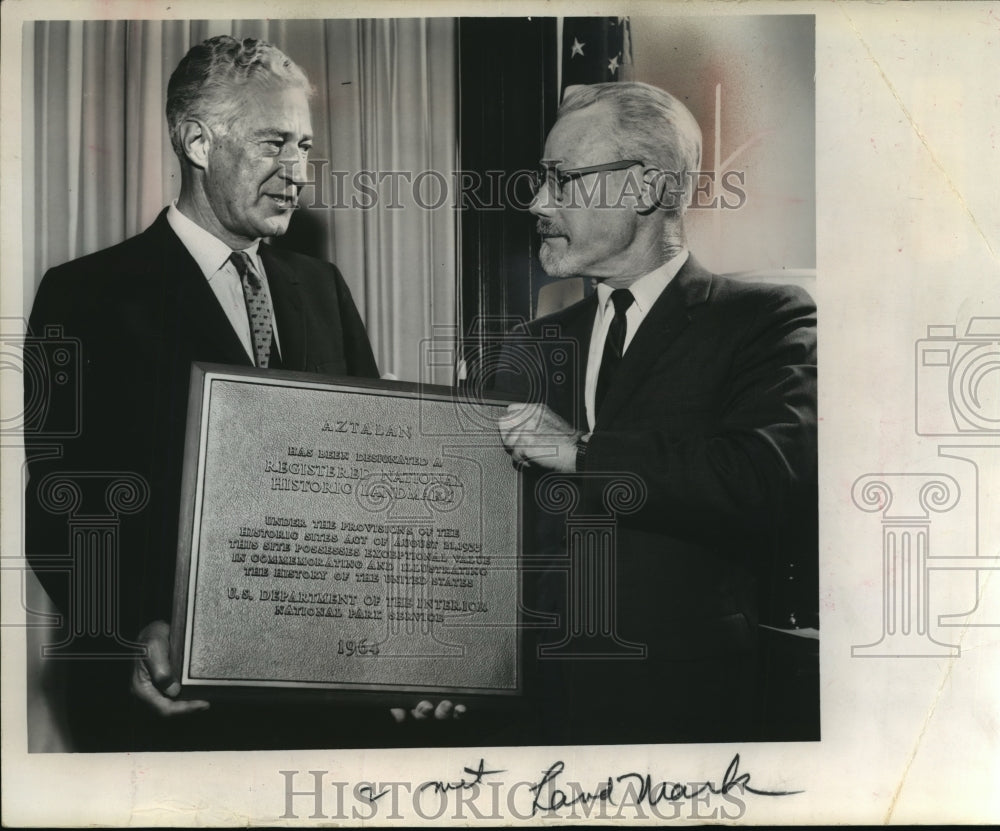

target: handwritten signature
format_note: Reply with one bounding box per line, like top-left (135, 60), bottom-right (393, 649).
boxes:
top-left (358, 754), bottom-right (800, 817)
top-left (529, 753), bottom-right (801, 816)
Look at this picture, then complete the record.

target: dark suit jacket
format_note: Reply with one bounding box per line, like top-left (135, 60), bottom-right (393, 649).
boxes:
top-left (493, 255), bottom-right (818, 744)
top-left (25, 211), bottom-right (381, 750)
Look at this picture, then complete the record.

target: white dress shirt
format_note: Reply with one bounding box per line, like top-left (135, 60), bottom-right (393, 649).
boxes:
top-left (584, 249), bottom-right (689, 431)
top-left (166, 202), bottom-right (280, 362)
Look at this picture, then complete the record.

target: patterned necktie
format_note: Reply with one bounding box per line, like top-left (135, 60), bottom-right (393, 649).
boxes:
top-left (595, 288), bottom-right (634, 417)
top-left (229, 251), bottom-right (272, 368)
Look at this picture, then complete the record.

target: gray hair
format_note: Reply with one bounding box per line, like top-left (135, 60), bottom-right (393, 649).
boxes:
top-left (559, 82), bottom-right (702, 209)
top-left (166, 35), bottom-right (313, 157)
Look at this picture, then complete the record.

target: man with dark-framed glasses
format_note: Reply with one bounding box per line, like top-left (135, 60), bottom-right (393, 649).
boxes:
top-left (530, 158), bottom-right (642, 206)
top-left (496, 81), bottom-right (818, 745)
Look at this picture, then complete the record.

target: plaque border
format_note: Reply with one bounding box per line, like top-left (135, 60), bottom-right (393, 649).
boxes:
top-left (170, 362), bottom-right (523, 703)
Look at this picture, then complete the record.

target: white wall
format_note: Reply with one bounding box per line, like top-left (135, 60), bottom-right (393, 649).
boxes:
top-left (631, 15), bottom-right (816, 274)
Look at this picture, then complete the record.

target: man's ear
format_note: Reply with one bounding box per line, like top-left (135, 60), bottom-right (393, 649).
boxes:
top-left (635, 167), bottom-right (665, 215)
top-left (636, 167), bottom-right (681, 216)
top-left (178, 119), bottom-right (211, 170)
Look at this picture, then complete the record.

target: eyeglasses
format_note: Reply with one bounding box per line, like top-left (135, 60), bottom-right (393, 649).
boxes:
top-left (529, 159), bottom-right (644, 202)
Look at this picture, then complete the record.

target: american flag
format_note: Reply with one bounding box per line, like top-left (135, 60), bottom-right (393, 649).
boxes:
top-left (561, 16), bottom-right (632, 96)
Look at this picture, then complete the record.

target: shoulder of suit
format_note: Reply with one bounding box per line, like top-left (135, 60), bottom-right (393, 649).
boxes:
top-left (704, 272), bottom-right (815, 313)
top-left (38, 227), bottom-right (161, 296)
top-left (259, 242), bottom-right (344, 281)
top-left (31, 231), bottom-right (157, 331)
top-left (520, 294), bottom-right (596, 335)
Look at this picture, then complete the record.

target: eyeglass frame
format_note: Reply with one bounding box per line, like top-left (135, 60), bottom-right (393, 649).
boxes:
top-left (530, 159), bottom-right (645, 202)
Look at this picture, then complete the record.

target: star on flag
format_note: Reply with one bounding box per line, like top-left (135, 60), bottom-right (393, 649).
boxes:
top-left (561, 18), bottom-right (631, 90)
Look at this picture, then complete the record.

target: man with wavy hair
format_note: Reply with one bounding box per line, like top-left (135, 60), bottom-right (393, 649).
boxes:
top-left (26, 36), bottom-right (381, 750)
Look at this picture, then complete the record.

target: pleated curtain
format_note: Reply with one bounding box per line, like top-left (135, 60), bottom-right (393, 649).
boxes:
top-left (23, 18), bottom-right (457, 383)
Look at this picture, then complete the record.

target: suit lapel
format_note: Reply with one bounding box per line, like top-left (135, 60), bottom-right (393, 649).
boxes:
top-left (261, 244), bottom-right (306, 371)
top-left (144, 212), bottom-right (251, 365)
top-left (594, 255), bottom-right (714, 427)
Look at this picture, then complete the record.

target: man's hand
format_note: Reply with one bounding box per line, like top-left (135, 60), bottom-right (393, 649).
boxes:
top-left (130, 620), bottom-right (210, 716)
top-left (389, 700), bottom-right (467, 723)
top-left (498, 403), bottom-right (582, 473)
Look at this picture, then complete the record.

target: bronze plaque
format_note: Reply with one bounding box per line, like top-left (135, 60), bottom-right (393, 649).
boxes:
top-left (170, 364), bottom-right (520, 697)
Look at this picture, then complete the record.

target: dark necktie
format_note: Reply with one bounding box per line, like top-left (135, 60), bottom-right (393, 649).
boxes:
top-left (229, 251), bottom-right (272, 368)
top-left (595, 288), bottom-right (634, 418)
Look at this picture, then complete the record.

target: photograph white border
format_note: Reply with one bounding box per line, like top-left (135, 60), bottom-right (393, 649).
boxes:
top-left (3, 0), bottom-right (998, 825)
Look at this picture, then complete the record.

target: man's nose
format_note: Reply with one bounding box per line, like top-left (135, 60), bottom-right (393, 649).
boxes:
top-left (277, 151), bottom-right (309, 188)
top-left (528, 181), bottom-right (556, 217)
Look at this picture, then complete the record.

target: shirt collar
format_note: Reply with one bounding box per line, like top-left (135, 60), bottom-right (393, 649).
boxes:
top-left (167, 201), bottom-right (261, 280)
top-left (595, 249), bottom-right (689, 314)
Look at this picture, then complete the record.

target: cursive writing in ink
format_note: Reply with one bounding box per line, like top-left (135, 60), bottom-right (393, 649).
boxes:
top-left (357, 784), bottom-right (390, 803)
top-left (530, 761), bottom-right (615, 815)
top-left (530, 754), bottom-right (801, 816)
top-left (419, 758), bottom-right (505, 795)
top-left (616, 753), bottom-right (801, 805)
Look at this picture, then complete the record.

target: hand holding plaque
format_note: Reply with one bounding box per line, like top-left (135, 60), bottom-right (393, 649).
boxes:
top-left (131, 620), bottom-right (210, 715)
